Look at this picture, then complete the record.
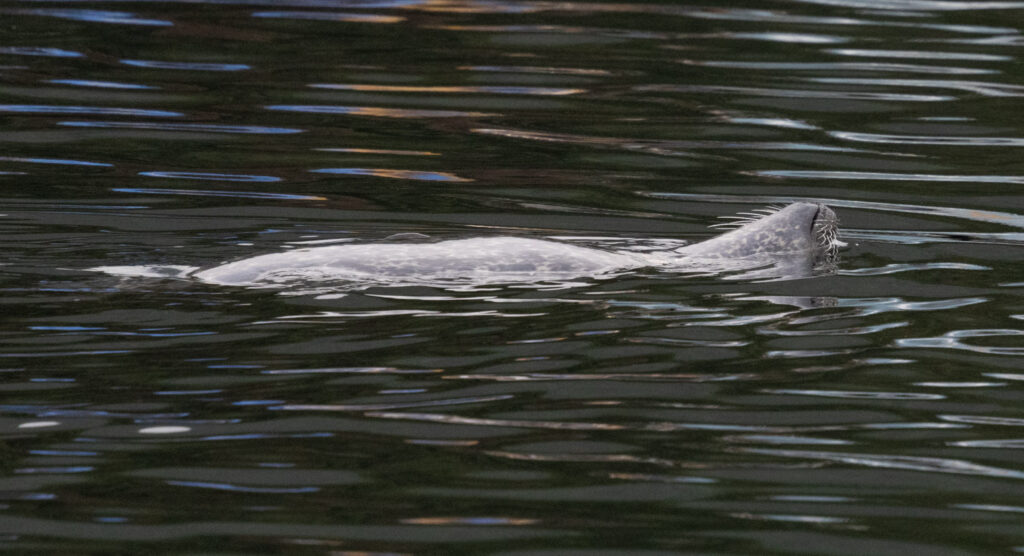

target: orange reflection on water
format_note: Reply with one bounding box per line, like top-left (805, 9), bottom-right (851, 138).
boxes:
top-left (317, 147), bottom-right (441, 156)
top-left (400, 516), bottom-right (540, 525)
top-left (312, 83), bottom-right (584, 96)
top-left (312, 167), bottom-right (472, 182)
top-left (342, 106), bottom-right (493, 118)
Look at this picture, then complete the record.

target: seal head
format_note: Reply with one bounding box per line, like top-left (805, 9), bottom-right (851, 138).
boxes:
top-left (667, 202), bottom-right (840, 278)
top-left (676, 203), bottom-right (837, 257)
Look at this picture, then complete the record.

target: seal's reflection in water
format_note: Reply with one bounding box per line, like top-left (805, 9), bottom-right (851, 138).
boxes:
top-left (184, 203), bottom-right (842, 291)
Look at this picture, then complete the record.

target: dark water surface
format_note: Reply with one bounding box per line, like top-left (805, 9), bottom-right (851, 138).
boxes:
top-left (3, 0), bottom-right (1024, 554)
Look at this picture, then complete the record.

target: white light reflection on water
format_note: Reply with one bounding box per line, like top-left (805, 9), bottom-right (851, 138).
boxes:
top-left (266, 104), bottom-right (495, 118)
top-left (58, 121), bottom-right (304, 134)
top-left (763, 389), bottom-right (945, 400)
top-left (741, 448), bottom-right (1024, 480)
top-left (10, 8), bottom-right (173, 26)
top-left (310, 83), bottom-right (585, 96)
top-left (110, 188), bottom-right (326, 201)
top-left (810, 77), bottom-right (1024, 97)
top-left (897, 328), bottom-right (1024, 354)
top-left (0, 104), bottom-right (181, 116)
top-left (252, 10), bottom-right (406, 23)
top-left (139, 171), bottom-right (282, 182)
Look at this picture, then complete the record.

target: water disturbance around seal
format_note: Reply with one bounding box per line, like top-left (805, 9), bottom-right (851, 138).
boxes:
top-left (97, 202), bottom-right (842, 291)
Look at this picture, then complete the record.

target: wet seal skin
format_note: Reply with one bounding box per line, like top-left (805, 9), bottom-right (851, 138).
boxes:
top-left (185, 202), bottom-right (843, 288)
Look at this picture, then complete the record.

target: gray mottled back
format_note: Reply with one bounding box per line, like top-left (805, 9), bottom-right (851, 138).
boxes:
top-left (193, 237), bottom-right (644, 287)
top-left (99, 202), bottom-right (839, 290)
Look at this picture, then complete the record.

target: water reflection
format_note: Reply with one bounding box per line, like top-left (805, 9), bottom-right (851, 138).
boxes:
top-left (139, 171), bottom-right (282, 182)
top-left (121, 59), bottom-right (251, 71)
top-left (683, 59), bottom-right (996, 75)
top-left (48, 79), bottom-right (157, 90)
top-left (0, 105), bottom-right (182, 116)
top-left (0, 156), bottom-right (112, 167)
top-left (826, 48), bottom-right (1012, 61)
top-left (12, 8), bottom-right (173, 26)
top-left (252, 10), bottom-right (406, 23)
top-left (311, 167), bottom-right (471, 182)
top-left (0, 46), bottom-right (83, 57)
top-left (741, 448), bottom-right (1024, 481)
top-left (58, 121), bottom-right (304, 134)
top-left (267, 104), bottom-right (495, 118)
top-left (310, 83), bottom-right (585, 96)
top-left (5, 0), bottom-right (1024, 553)
top-left (110, 188), bottom-right (326, 201)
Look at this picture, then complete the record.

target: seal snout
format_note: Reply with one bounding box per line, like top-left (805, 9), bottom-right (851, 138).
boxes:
top-left (809, 203), bottom-right (842, 269)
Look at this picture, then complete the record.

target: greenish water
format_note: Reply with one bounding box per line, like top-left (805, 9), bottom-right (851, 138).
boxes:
top-left (3, 1), bottom-right (1024, 554)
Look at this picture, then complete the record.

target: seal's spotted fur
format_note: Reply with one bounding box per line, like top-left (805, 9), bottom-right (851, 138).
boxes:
top-left (193, 202), bottom-right (841, 287)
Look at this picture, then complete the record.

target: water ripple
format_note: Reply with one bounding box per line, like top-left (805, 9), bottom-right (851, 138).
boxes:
top-left (729, 434), bottom-right (853, 445)
top-left (445, 372), bottom-right (753, 382)
top-left (473, 127), bottom-right (861, 154)
top-left (310, 83), bottom-right (585, 96)
top-left (682, 60), bottom-right (996, 75)
top-left (48, 79), bottom-right (156, 90)
top-left (316, 147), bottom-right (439, 156)
top-left (897, 328), bottom-right (1024, 354)
top-left (764, 389), bottom-right (945, 400)
top-left (948, 439), bottom-right (1024, 448)
top-left (166, 480), bottom-right (319, 493)
top-left (458, 65), bottom-right (612, 76)
top-left (401, 516), bottom-right (540, 526)
top-left (811, 77), bottom-right (1024, 97)
top-left (262, 367), bottom-right (441, 375)
top-left (954, 504), bottom-right (1024, 513)
top-left (111, 188), bottom-right (325, 201)
top-left (0, 350), bottom-right (132, 358)
top-left (267, 105), bottom-right (494, 118)
top-left (825, 48), bottom-right (1012, 61)
top-left (311, 168), bottom-right (471, 182)
top-left (743, 448), bottom-right (1024, 480)
top-left (278, 395), bottom-right (513, 411)
top-left (940, 415), bottom-right (1024, 426)
top-left (0, 46), bottom-right (83, 58)
top-left (842, 263), bottom-right (990, 275)
top-left (832, 131), bottom-right (1024, 146)
top-left (0, 156), bottom-right (112, 167)
top-left (11, 9), bottom-right (173, 26)
top-left (252, 10), bottom-right (405, 23)
top-left (915, 382), bottom-right (1005, 387)
top-left (635, 84), bottom-right (953, 102)
top-left (484, 450), bottom-right (676, 467)
top-left (793, 0), bottom-right (1024, 12)
top-left (0, 105), bottom-right (181, 117)
top-left (365, 411), bottom-right (626, 431)
top-left (121, 59), bottom-right (250, 71)
top-left (758, 321), bottom-right (910, 336)
top-left (679, 5), bottom-right (1015, 33)
top-left (139, 171), bottom-right (282, 182)
top-left (852, 297), bottom-right (988, 315)
top-left (729, 513), bottom-right (850, 524)
top-left (59, 121), bottom-right (303, 134)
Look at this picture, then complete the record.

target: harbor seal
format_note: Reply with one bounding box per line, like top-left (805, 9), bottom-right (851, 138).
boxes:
top-left (187, 202), bottom-right (841, 288)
